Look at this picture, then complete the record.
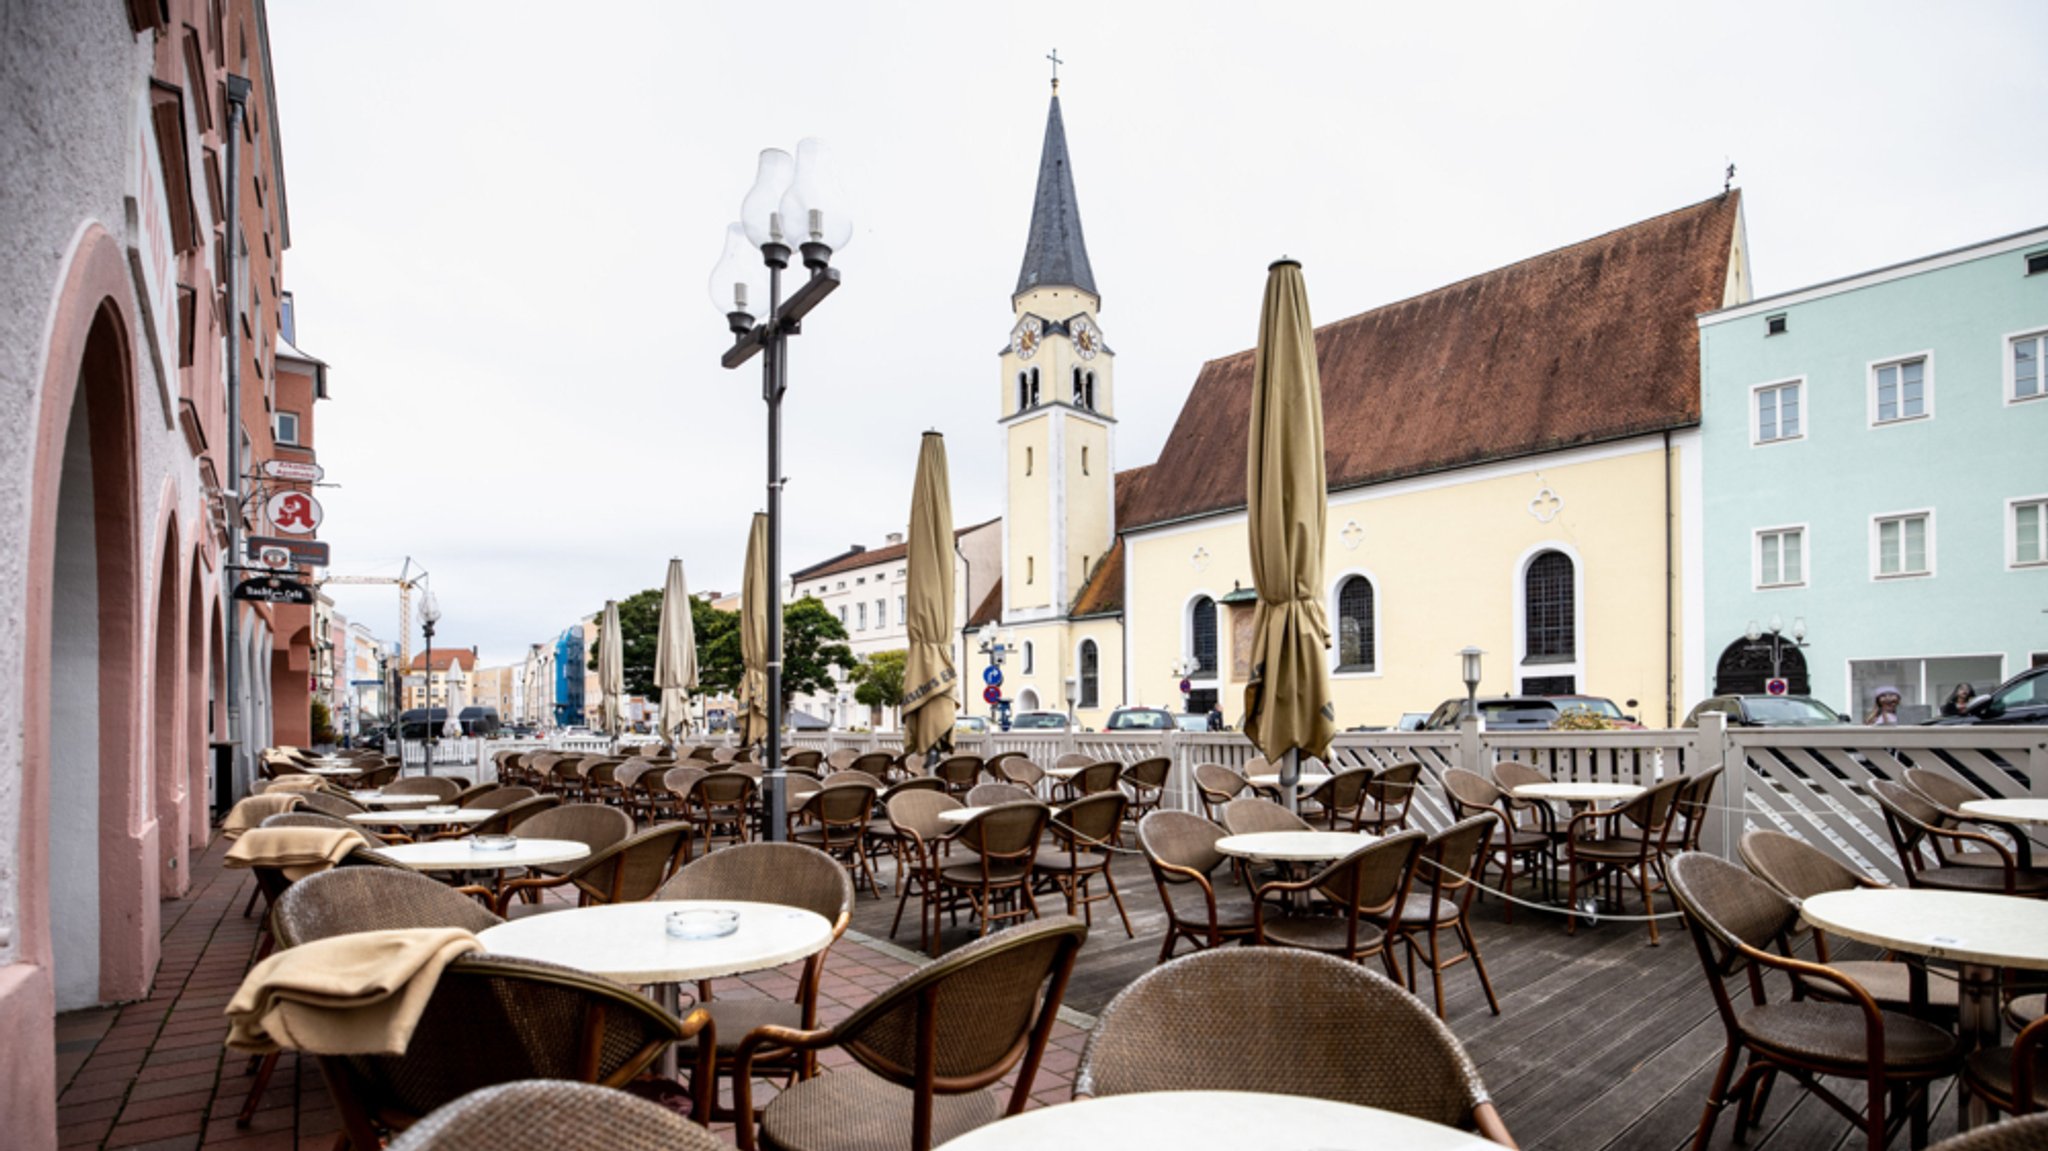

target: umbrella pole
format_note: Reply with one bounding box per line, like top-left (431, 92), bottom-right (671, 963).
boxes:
top-left (1280, 748), bottom-right (1300, 815)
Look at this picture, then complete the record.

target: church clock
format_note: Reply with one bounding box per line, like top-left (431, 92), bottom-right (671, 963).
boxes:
top-left (1070, 315), bottom-right (1100, 359)
top-left (1011, 315), bottom-right (1043, 359)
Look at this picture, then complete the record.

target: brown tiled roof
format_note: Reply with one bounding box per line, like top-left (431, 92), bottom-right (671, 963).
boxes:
top-left (1122, 194), bottom-right (1742, 530)
top-left (793, 517), bottom-right (1000, 584)
top-left (409, 649), bottom-right (476, 671)
top-left (967, 579), bottom-right (1003, 627)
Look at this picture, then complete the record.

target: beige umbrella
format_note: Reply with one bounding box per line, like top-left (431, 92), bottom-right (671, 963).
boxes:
top-left (902, 432), bottom-right (958, 758)
top-left (598, 599), bottom-right (626, 738)
top-left (737, 512), bottom-right (771, 750)
top-left (1241, 258), bottom-right (1334, 810)
top-left (654, 558), bottom-right (699, 747)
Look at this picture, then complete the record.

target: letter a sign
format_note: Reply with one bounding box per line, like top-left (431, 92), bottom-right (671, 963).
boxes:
top-left (265, 490), bottom-right (323, 535)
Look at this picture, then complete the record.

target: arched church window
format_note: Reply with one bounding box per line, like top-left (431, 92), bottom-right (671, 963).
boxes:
top-left (1190, 596), bottom-right (1218, 676)
top-left (1072, 366), bottom-right (1084, 407)
top-left (1085, 371), bottom-right (1097, 409)
top-left (1017, 371), bottom-right (1029, 411)
top-left (1335, 575), bottom-right (1376, 672)
top-left (1079, 640), bottom-right (1099, 707)
top-left (1081, 446), bottom-right (1089, 475)
top-left (1028, 367), bottom-right (1041, 407)
top-left (1525, 550), bottom-right (1576, 663)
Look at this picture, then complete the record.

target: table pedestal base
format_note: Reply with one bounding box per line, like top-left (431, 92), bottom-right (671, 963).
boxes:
top-left (1958, 962), bottom-right (1998, 1131)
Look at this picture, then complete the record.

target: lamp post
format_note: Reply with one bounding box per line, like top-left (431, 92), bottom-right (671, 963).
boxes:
top-left (1743, 615), bottom-right (1807, 685)
top-left (419, 588), bottom-right (442, 775)
top-left (711, 139), bottom-right (851, 842)
top-left (1459, 646), bottom-right (1485, 722)
top-left (977, 626), bottom-right (1016, 730)
top-left (1063, 675), bottom-right (1079, 728)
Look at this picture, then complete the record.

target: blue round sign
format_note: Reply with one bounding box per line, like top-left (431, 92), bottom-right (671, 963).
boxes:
top-left (982, 665), bottom-right (1003, 688)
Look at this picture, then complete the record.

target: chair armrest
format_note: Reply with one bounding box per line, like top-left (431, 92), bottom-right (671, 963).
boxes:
top-left (1738, 940), bottom-right (1889, 1061)
top-left (732, 1022), bottom-right (843, 1151)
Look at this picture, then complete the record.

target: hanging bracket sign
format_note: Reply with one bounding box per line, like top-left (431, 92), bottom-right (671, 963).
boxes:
top-left (264, 490), bottom-right (323, 535)
top-left (234, 574), bottom-right (316, 604)
top-left (246, 535), bottom-right (330, 569)
top-left (261, 459), bottom-right (325, 483)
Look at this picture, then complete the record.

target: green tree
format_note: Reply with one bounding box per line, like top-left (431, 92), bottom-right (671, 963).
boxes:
top-left (850, 649), bottom-right (907, 722)
top-left (309, 697), bottom-right (335, 745)
top-left (692, 596), bottom-right (741, 696)
top-left (586, 589), bottom-right (665, 699)
top-left (780, 596), bottom-right (856, 713)
top-left (584, 590), bottom-right (839, 714)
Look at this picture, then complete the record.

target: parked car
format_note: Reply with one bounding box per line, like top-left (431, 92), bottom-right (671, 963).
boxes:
top-left (1105, 707), bottom-right (1174, 731)
top-left (1395, 712), bottom-right (1429, 732)
top-left (1682, 695), bottom-right (1848, 727)
top-left (1420, 697), bottom-right (1563, 730)
top-left (1928, 666), bottom-right (2048, 726)
top-left (1546, 695), bottom-right (1644, 730)
top-left (953, 715), bottom-right (990, 734)
top-left (1008, 710), bottom-right (1070, 731)
top-left (1174, 712), bottom-right (1220, 733)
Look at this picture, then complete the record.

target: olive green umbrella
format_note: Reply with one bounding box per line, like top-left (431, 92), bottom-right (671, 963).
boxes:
top-left (737, 513), bottom-right (771, 750)
top-left (598, 599), bottom-right (625, 738)
top-left (654, 558), bottom-right (698, 747)
top-left (902, 432), bottom-right (958, 758)
top-left (1241, 258), bottom-right (1334, 809)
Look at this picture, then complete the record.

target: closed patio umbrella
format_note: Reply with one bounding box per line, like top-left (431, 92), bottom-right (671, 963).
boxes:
top-left (737, 512), bottom-right (771, 751)
top-left (902, 432), bottom-right (958, 760)
top-left (1241, 258), bottom-right (1334, 811)
top-left (598, 599), bottom-right (625, 739)
top-left (654, 558), bottom-right (699, 747)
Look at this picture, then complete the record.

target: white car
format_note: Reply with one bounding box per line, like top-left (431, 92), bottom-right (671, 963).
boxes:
top-left (1007, 710), bottom-right (1070, 731)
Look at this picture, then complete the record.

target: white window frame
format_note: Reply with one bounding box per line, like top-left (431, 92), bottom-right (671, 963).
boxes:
top-left (1326, 568), bottom-right (1384, 679)
top-left (1753, 524), bottom-right (1809, 590)
top-left (857, 602), bottom-right (867, 630)
top-left (1867, 351), bottom-right (1935, 427)
top-left (875, 598), bottom-right (886, 629)
top-left (1870, 509), bottom-right (1936, 580)
top-left (1074, 637), bottom-right (1100, 708)
top-left (2008, 494), bottom-right (2048, 569)
top-left (1750, 377), bottom-right (1806, 446)
top-left (2005, 325), bottom-right (2048, 406)
top-left (273, 409), bottom-right (301, 446)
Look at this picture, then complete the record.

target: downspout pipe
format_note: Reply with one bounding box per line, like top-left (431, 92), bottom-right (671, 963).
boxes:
top-left (223, 74), bottom-right (251, 797)
top-left (1664, 429), bottom-right (1676, 726)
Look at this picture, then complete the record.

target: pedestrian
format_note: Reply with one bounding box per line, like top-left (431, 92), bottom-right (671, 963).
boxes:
top-left (1941, 682), bottom-right (1978, 717)
top-left (1207, 706), bottom-right (1224, 732)
top-left (1864, 685), bottom-right (1903, 726)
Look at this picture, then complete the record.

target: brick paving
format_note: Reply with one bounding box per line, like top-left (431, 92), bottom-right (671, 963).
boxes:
top-left (52, 835), bottom-right (1094, 1150)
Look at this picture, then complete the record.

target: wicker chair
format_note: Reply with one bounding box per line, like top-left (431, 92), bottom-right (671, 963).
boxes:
top-left (822, 748), bottom-right (860, 771)
top-left (1053, 761), bottom-right (1121, 803)
top-left (261, 811), bottom-right (393, 849)
top-left (1358, 761), bottom-right (1422, 832)
top-left (1905, 767), bottom-right (2032, 870)
top-left (385, 776), bottom-right (464, 802)
top-left (848, 751), bottom-right (897, 785)
top-left (966, 782), bottom-right (1035, 807)
top-left (1138, 810), bottom-right (1257, 963)
top-left (504, 804), bottom-right (634, 887)
top-left (935, 801), bottom-right (1048, 950)
top-left (1672, 765), bottom-right (1725, 853)
top-left (1254, 830), bottom-right (1424, 980)
top-left (468, 786), bottom-right (538, 811)
top-left (1738, 829), bottom-right (1960, 1014)
top-left (791, 782), bottom-right (878, 898)
top-left (1052, 752), bottom-right (1094, 770)
top-left (1666, 851), bottom-right (1963, 1151)
top-left (869, 777), bottom-right (943, 886)
top-left (886, 790), bottom-right (963, 953)
top-left (438, 795), bottom-right (560, 842)
top-left (1033, 792), bottom-right (1133, 937)
top-left (995, 758), bottom-right (1046, 792)
top-left (1191, 763), bottom-right (1247, 820)
top-left (822, 770), bottom-right (879, 789)
top-left (1219, 796), bottom-right (1312, 836)
top-left (1489, 761), bottom-right (1559, 843)
top-left (1924, 1113), bottom-right (2048, 1151)
top-left (1116, 757), bottom-right (1171, 821)
top-left (658, 842), bottom-right (855, 1124)
top-left (1391, 816), bottom-right (1499, 1017)
top-left (734, 917), bottom-right (1088, 1151)
top-left (491, 823), bottom-right (693, 915)
top-left (1870, 780), bottom-right (2048, 895)
top-left (1075, 947), bottom-right (1514, 1145)
top-left (1963, 1011), bottom-right (2048, 1122)
top-left (272, 865), bottom-right (504, 948)
top-left (385, 1080), bottom-right (727, 1151)
top-left (933, 756), bottom-right (983, 798)
top-left (689, 771), bottom-right (758, 855)
top-left (1562, 775), bottom-right (1686, 944)
top-left (783, 749), bottom-right (825, 773)
top-left (1300, 767), bottom-right (1373, 830)
top-left (1441, 769), bottom-right (1552, 920)
top-left (649, 766), bottom-right (708, 825)
top-left (357, 764), bottom-right (402, 789)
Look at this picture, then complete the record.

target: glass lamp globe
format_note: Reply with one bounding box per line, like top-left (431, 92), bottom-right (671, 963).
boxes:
top-left (777, 138), bottom-right (854, 264)
top-left (740, 148), bottom-right (796, 250)
top-left (708, 223), bottom-right (767, 329)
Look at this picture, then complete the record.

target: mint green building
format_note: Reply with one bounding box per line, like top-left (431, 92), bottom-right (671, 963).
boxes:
top-left (1696, 227), bottom-right (2048, 721)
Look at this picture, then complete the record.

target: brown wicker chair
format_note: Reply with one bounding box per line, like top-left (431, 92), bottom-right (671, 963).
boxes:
top-left (1053, 761), bottom-right (1121, 803)
top-left (1300, 767), bottom-right (1373, 830)
top-left (1924, 1113), bottom-right (2048, 1151)
top-left (965, 782), bottom-right (1035, 807)
top-left (734, 917), bottom-right (1088, 1151)
top-left (1563, 775), bottom-right (1686, 944)
top-left (1392, 816), bottom-right (1499, 1017)
top-left (689, 771), bottom-right (757, 854)
top-left (886, 790), bottom-right (963, 953)
top-left (1191, 763), bottom-right (1247, 820)
top-left (437, 795), bottom-right (560, 842)
top-left (935, 801), bottom-right (1048, 950)
top-left (1219, 796), bottom-right (1312, 835)
top-left (933, 755), bottom-right (983, 798)
top-left (1489, 761), bottom-right (1559, 843)
top-left (1904, 767), bottom-right (2034, 870)
top-left (1738, 829), bottom-right (1960, 1014)
top-left (1357, 761), bottom-right (1422, 832)
top-left (1075, 947), bottom-right (1514, 1145)
top-left (1442, 769), bottom-right (1552, 920)
top-left (298, 790), bottom-right (370, 818)
top-left (385, 1080), bottom-right (728, 1151)
top-left (261, 811), bottom-right (394, 849)
top-left (1666, 851), bottom-right (1963, 1151)
top-left (384, 776), bottom-right (464, 802)
top-left (1672, 765), bottom-right (1725, 853)
top-left (357, 764), bottom-right (402, 789)
top-left (1119, 757), bottom-right (1172, 820)
top-left (1138, 810), bottom-right (1257, 963)
top-left (1254, 830), bottom-right (1424, 980)
top-left (783, 749), bottom-right (824, 773)
top-left (467, 786), bottom-right (538, 811)
top-left (995, 758), bottom-right (1046, 792)
top-left (1033, 792), bottom-right (1133, 937)
top-left (848, 751), bottom-right (897, 785)
top-left (503, 804), bottom-right (635, 888)
top-left (649, 765), bottom-right (707, 825)
top-left (658, 842), bottom-right (855, 1124)
top-left (272, 864), bottom-right (504, 948)
top-left (791, 782), bottom-right (878, 897)
top-left (491, 823), bottom-right (694, 916)
top-left (1870, 780), bottom-right (2048, 895)
top-left (1963, 1011), bottom-right (2048, 1122)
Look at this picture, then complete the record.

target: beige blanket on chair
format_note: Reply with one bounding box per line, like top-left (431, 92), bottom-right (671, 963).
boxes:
top-left (264, 775), bottom-right (333, 793)
top-left (222, 794), bottom-right (303, 837)
top-left (224, 826), bottom-right (368, 880)
top-left (225, 927), bottom-right (482, 1054)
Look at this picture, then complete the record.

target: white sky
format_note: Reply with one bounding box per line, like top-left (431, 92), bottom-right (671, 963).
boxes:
top-left (270, 1), bottom-right (2048, 666)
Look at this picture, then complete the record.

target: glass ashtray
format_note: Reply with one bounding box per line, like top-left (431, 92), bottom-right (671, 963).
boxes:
top-left (471, 834), bottom-right (518, 851)
top-left (666, 909), bottom-right (740, 940)
top-left (424, 804), bottom-right (459, 815)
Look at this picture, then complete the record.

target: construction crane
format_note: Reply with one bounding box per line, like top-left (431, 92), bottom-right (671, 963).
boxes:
top-left (319, 558), bottom-right (425, 670)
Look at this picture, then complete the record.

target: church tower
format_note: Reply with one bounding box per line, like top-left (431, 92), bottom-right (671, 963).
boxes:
top-left (1000, 82), bottom-right (1115, 625)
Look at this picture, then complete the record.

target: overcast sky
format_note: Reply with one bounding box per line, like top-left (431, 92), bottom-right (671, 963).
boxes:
top-left (270, 1), bottom-right (2048, 667)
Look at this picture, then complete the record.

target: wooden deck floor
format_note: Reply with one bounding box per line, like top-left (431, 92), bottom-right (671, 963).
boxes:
top-left (846, 846), bottom-right (1972, 1151)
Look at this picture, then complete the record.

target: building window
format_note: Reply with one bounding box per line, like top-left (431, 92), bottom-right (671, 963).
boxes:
top-left (273, 409), bottom-right (301, 445)
top-left (1078, 639), bottom-right (1099, 707)
top-left (1026, 556), bottom-right (1034, 585)
top-left (2014, 498), bottom-right (2048, 568)
top-left (857, 603), bottom-right (867, 630)
top-left (1756, 527), bottom-right (1806, 589)
top-left (1081, 446), bottom-right (1089, 475)
top-left (1017, 371), bottom-right (1029, 411)
top-left (1084, 371), bottom-right (1097, 409)
top-left (1022, 641), bottom-right (1034, 674)
top-left (1523, 551), bottom-right (1575, 663)
top-left (2012, 331), bottom-right (2045, 403)
top-left (2028, 252), bottom-right (2048, 276)
top-left (898, 595), bottom-right (906, 621)
top-left (1335, 575), bottom-right (1376, 673)
top-left (1072, 366), bottom-right (1084, 408)
top-left (875, 598), bottom-right (886, 629)
top-left (1754, 380), bottom-right (1802, 444)
top-left (1850, 655), bottom-right (2003, 725)
top-left (1025, 446), bottom-right (1033, 477)
top-left (1766, 314), bottom-right (1787, 336)
top-left (838, 605), bottom-right (848, 626)
top-left (1190, 595), bottom-right (1218, 676)
top-left (1874, 512), bottom-right (1932, 578)
top-left (1871, 355), bottom-right (1929, 424)
top-left (1028, 367), bottom-right (1041, 407)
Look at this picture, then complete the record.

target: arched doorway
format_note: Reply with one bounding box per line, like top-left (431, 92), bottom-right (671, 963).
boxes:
top-left (151, 520), bottom-right (184, 894)
top-left (1016, 687), bottom-right (1041, 713)
top-left (1712, 634), bottom-right (1810, 696)
top-left (186, 553), bottom-right (211, 850)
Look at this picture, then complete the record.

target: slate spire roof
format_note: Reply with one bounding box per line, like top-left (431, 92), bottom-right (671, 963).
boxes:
top-left (1015, 94), bottom-right (1097, 298)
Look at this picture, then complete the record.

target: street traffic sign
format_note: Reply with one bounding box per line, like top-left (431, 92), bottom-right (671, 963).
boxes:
top-left (261, 459), bottom-right (325, 483)
top-left (982, 684), bottom-right (1003, 705)
top-left (1179, 677), bottom-right (1193, 695)
top-left (264, 490), bottom-right (323, 535)
top-left (1765, 677), bottom-right (1789, 696)
top-left (982, 665), bottom-right (1003, 687)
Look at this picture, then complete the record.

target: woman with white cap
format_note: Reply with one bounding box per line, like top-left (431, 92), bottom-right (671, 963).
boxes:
top-left (1864, 685), bottom-right (1903, 725)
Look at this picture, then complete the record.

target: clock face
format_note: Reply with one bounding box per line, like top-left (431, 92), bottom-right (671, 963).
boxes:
top-left (1011, 316), bottom-right (1043, 360)
top-left (1071, 316), bottom-right (1100, 359)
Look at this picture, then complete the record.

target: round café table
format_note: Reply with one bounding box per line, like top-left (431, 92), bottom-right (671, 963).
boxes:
top-left (299, 765), bottom-right (363, 778)
top-left (1801, 888), bottom-right (2048, 1129)
top-left (346, 808), bottom-right (492, 828)
top-left (477, 899), bottom-right (837, 1080)
top-left (350, 791), bottom-right (441, 807)
top-left (371, 837), bottom-right (590, 872)
top-left (1960, 797), bottom-right (2048, 825)
top-left (1215, 831), bottom-right (1379, 863)
top-left (935, 1090), bottom-right (1494, 1151)
top-left (938, 806), bottom-right (992, 826)
top-left (1508, 781), bottom-right (1644, 805)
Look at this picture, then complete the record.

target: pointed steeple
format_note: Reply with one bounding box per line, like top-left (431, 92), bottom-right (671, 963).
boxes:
top-left (1015, 93), bottom-right (1096, 299)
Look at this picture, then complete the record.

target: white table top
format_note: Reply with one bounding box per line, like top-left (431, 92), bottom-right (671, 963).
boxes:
top-left (938, 806), bottom-right (991, 825)
top-left (347, 808), bottom-right (493, 827)
top-left (373, 837), bottom-right (591, 872)
top-left (476, 899), bottom-right (836, 985)
top-left (1215, 831), bottom-right (1380, 862)
top-left (300, 765), bottom-right (363, 777)
top-left (934, 1090), bottom-right (1492, 1151)
top-left (351, 791), bottom-right (440, 807)
top-left (1801, 888), bottom-right (2048, 971)
top-left (1042, 765), bottom-right (1094, 779)
top-left (1960, 797), bottom-right (2048, 825)
top-left (1510, 781), bottom-right (1645, 803)
top-left (1247, 773), bottom-right (1333, 790)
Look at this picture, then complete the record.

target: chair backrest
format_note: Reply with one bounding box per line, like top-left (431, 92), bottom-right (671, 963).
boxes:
top-left (468, 786), bottom-right (538, 811)
top-left (783, 749), bottom-right (824, 772)
top-left (385, 776), bottom-right (463, 801)
top-left (960, 801), bottom-right (1050, 862)
top-left (273, 865), bottom-right (504, 947)
top-left (823, 770), bottom-right (879, 789)
top-left (1490, 761), bottom-right (1551, 792)
top-left (848, 752), bottom-right (895, 782)
top-left (810, 782), bottom-right (876, 829)
top-left (358, 764), bottom-right (401, 789)
top-left (1919, 1112), bottom-right (2048, 1151)
top-left (1138, 810), bottom-right (1228, 881)
top-left (1665, 851), bottom-right (1802, 975)
top-left (1121, 757), bottom-right (1172, 790)
top-left (1054, 753), bottom-right (1094, 770)
top-left (997, 759), bottom-right (1046, 788)
top-left (450, 783), bottom-right (499, 807)
top-left (1738, 829), bottom-right (1877, 901)
top-left (1676, 765), bottom-right (1724, 848)
top-left (1076, 761), bottom-right (1123, 795)
top-left (1052, 792), bottom-right (1127, 854)
top-left (261, 811), bottom-right (391, 848)
top-left (466, 795), bottom-right (560, 837)
top-left (1417, 817), bottom-right (1493, 909)
top-left (694, 771), bottom-right (756, 808)
top-left (570, 824), bottom-right (695, 905)
top-left (1905, 767), bottom-right (1988, 813)
top-left (384, 1079), bottom-right (727, 1151)
top-left (1621, 775), bottom-right (1688, 836)
top-left (785, 774), bottom-right (823, 802)
top-left (661, 765), bottom-right (708, 803)
top-left (967, 782), bottom-right (1036, 807)
top-left (888, 790), bottom-right (964, 843)
top-left (1308, 830), bottom-right (1425, 918)
top-left (1366, 761), bottom-right (1422, 810)
top-left (514, 803), bottom-right (634, 853)
top-left (298, 791), bottom-right (368, 818)
top-left (881, 776), bottom-right (945, 806)
top-left (1076, 947), bottom-right (1500, 1134)
top-left (1870, 778), bottom-right (1955, 881)
top-left (1220, 796), bottom-right (1311, 835)
top-left (824, 748), bottom-right (860, 770)
top-left (1192, 763), bottom-right (1247, 810)
top-left (936, 756), bottom-right (983, 791)
top-left (1440, 769), bottom-right (1502, 815)
top-left (657, 841), bottom-right (854, 932)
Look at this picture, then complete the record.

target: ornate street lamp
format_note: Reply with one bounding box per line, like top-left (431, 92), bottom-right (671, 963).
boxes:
top-left (1743, 615), bottom-right (1807, 685)
top-left (711, 139), bottom-right (850, 841)
top-left (419, 588), bottom-right (442, 775)
top-left (1459, 646), bottom-right (1485, 722)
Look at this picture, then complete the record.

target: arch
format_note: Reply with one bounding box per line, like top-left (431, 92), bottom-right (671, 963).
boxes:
top-left (1185, 593), bottom-right (1219, 678)
top-left (1712, 634), bottom-right (1811, 696)
top-left (148, 507), bottom-right (185, 894)
top-left (1016, 687), bottom-right (1041, 713)
top-left (1513, 543), bottom-right (1583, 695)
top-left (187, 548), bottom-right (212, 850)
top-left (1077, 638), bottom-right (1100, 708)
top-left (1331, 571), bottom-right (1379, 674)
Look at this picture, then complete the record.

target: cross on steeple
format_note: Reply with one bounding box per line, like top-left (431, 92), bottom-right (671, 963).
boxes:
top-left (1047, 48), bottom-right (1063, 91)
